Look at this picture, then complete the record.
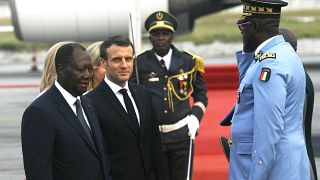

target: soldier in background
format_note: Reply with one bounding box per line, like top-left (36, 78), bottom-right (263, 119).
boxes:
top-left (131, 11), bottom-right (208, 180)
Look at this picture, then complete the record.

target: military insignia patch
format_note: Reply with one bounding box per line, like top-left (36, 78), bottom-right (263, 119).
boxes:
top-left (148, 72), bottom-right (159, 82)
top-left (259, 53), bottom-right (276, 62)
top-left (260, 68), bottom-right (271, 82)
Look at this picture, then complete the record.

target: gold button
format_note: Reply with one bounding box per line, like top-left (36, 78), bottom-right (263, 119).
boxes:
top-left (164, 75), bottom-right (168, 78)
top-left (164, 110), bottom-right (168, 113)
top-left (164, 87), bottom-right (167, 91)
top-left (164, 98), bottom-right (167, 101)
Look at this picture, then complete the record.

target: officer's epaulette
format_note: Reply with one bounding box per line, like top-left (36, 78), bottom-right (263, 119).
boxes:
top-left (182, 50), bottom-right (205, 73)
top-left (259, 52), bottom-right (276, 62)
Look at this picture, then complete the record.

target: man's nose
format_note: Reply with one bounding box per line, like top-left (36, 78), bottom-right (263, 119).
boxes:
top-left (158, 34), bottom-right (165, 39)
top-left (156, 32), bottom-right (166, 39)
top-left (120, 59), bottom-right (128, 68)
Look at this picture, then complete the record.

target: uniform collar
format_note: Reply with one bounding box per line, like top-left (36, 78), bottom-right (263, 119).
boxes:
top-left (255, 36), bottom-right (277, 56)
top-left (154, 48), bottom-right (172, 68)
top-left (255, 35), bottom-right (285, 56)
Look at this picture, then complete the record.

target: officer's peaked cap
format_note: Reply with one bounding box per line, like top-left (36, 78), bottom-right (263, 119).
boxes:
top-left (237, 0), bottom-right (288, 24)
top-left (144, 11), bottom-right (178, 33)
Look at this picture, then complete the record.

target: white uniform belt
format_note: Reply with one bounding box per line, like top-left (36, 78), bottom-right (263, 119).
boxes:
top-left (159, 118), bottom-right (188, 133)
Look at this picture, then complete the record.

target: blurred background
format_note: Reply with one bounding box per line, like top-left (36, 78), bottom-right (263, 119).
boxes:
top-left (0, 0), bottom-right (319, 179)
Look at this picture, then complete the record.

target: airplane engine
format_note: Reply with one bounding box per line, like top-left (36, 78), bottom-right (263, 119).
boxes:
top-left (9, 0), bottom-right (240, 42)
top-left (9, 0), bottom-right (169, 42)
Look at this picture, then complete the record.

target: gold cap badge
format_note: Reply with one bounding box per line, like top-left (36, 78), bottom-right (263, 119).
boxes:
top-left (156, 12), bottom-right (163, 20)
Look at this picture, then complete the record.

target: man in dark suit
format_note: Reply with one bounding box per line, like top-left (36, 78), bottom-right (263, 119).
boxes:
top-left (86, 36), bottom-right (165, 180)
top-left (21, 43), bottom-right (112, 180)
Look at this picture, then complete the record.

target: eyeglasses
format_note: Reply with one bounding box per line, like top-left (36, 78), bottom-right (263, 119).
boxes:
top-left (238, 21), bottom-right (253, 31)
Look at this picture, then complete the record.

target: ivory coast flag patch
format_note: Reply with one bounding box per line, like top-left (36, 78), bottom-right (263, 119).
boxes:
top-left (260, 68), bottom-right (271, 82)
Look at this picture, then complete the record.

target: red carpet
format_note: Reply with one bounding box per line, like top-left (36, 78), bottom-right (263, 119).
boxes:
top-left (193, 90), bottom-right (236, 180)
top-left (204, 65), bottom-right (238, 90)
top-left (191, 65), bottom-right (238, 179)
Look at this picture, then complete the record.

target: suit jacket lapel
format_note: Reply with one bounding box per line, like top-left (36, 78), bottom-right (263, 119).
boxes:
top-left (81, 95), bottom-right (111, 178)
top-left (80, 96), bottom-right (104, 156)
top-left (99, 81), bottom-right (140, 138)
top-left (52, 86), bottom-right (98, 156)
top-left (129, 83), bottom-right (145, 137)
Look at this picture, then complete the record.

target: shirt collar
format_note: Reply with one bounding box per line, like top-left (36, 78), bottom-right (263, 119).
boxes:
top-left (54, 80), bottom-right (79, 106)
top-left (104, 76), bottom-right (129, 94)
top-left (155, 48), bottom-right (172, 63)
top-left (255, 35), bottom-right (278, 56)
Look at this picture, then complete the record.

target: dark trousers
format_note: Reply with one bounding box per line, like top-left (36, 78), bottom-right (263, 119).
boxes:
top-left (162, 140), bottom-right (194, 180)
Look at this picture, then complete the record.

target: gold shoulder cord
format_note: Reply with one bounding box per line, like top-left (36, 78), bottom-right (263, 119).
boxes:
top-left (183, 50), bottom-right (205, 74)
top-left (167, 68), bottom-right (195, 112)
top-left (166, 50), bottom-right (205, 112)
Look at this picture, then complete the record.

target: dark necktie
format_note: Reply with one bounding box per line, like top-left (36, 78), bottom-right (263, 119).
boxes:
top-left (160, 59), bottom-right (167, 70)
top-left (75, 99), bottom-right (95, 145)
top-left (119, 89), bottom-right (140, 129)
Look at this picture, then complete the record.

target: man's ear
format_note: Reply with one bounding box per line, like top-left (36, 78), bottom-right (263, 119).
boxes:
top-left (251, 21), bottom-right (260, 33)
top-left (100, 58), bottom-right (107, 69)
top-left (56, 64), bottom-right (65, 78)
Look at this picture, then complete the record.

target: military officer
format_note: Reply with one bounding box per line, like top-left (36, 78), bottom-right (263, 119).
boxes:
top-left (229, 0), bottom-right (310, 179)
top-left (130, 11), bottom-right (208, 180)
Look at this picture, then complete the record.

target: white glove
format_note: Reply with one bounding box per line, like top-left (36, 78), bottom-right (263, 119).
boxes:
top-left (187, 115), bottom-right (199, 139)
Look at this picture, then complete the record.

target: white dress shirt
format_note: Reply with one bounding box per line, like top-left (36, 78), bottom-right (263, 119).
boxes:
top-left (104, 76), bottom-right (140, 125)
top-left (54, 81), bottom-right (91, 129)
top-left (155, 48), bottom-right (173, 70)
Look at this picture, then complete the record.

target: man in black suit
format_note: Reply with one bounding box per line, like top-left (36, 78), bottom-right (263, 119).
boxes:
top-left (21, 43), bottom-right (112, 180)
top-left (86, 36), bottom-right (165, 180)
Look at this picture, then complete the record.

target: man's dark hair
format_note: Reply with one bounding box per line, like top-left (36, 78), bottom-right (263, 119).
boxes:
top-left (100, 35), bottom-right (135, 60)
top-left (55, 43), bottom-right (86, 70)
